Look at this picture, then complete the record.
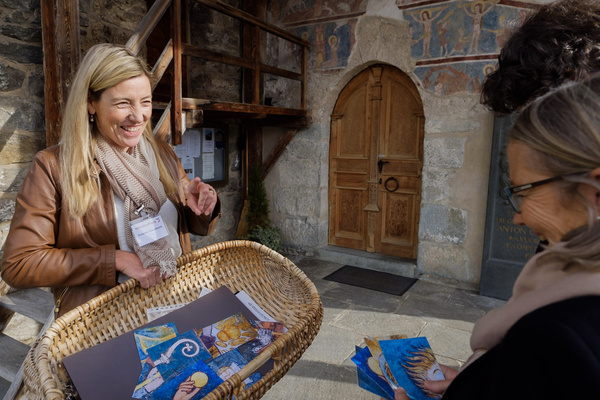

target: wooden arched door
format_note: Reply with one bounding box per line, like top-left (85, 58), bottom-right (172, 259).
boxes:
top-left (328, 64), bottom-right (424, 259)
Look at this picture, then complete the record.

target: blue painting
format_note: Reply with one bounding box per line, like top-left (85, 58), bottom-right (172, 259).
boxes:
top-left (352, 345), bottom-right (395, 399)
top-left (147, 359), bottom-right (223, 400)
top-left (206, 348), bottom-right (262, 389)
top-left (146, 330), bottom-right (212, 382)
top-left (379, 337), bottom-right (445, 400)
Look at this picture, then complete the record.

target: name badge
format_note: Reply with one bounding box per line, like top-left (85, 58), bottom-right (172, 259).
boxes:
top-left (130, 215), bottom-right (169, 247)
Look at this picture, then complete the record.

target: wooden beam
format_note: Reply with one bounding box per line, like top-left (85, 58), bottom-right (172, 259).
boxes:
top-left (262, 128), bottom-right (297, 179)
top-left (41, 0), bottom-right (80, 147)
top-left (182, 43), bottom-right (254, 70)
top-left (260, 62), bottom-right (302, 81)
top-left (198, 0), bottom-right (310, 47)
top-left (182, 98), bottom-right (307, 116)
top-left (252, 25), bottom-right (261, 105)
top-left (171, 0), bottom-right (183, 145)
top-left (126, 0), bottom-right (172, 55)
top-left (245, 124), bottom-right (263, 176)
top-left (301, 45), bottom-right (307, 109)
top-left (153, 102), bottom-right (172, 141)
top-left (151, 39), bottom-right (174, 90)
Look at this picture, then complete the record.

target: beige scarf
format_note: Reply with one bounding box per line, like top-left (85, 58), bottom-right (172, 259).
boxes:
top-left (464, 245), bottom-right (600, 369)
top-left (95, 135), bottom-right (178, 276)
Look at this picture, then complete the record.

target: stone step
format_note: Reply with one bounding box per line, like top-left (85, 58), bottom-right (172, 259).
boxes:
top-left (0, 288), bottom-right (53, 324)
top-left (316, 245), bottom-right (417, 278)
top-left (0, 333), bottom-right (30, 383)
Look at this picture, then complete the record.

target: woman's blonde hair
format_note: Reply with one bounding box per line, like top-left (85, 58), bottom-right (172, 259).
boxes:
top-left (510, 72), bottom-right (600, 267)
top-left (60, 43), bottom-right (177, 218)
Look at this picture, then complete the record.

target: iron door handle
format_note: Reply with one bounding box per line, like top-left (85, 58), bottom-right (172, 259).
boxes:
top-left (377, 159), bottom-right (389, 173)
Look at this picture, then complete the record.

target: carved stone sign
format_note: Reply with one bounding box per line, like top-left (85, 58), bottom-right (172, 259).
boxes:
top-left (480, 115), bottom-right (540, 300)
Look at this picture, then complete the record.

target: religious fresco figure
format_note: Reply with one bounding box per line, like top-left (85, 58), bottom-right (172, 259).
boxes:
top-left (321, 34), bottom-right (341, 69)
top-left (461, 1), bottom-right (495, 54)
top-left (409, 8), bottom-right (445, 58)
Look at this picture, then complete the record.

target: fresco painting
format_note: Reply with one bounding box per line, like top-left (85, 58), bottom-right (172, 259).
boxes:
top-left (276, 0), bottom-right (368, 23)
top-left (293, 19), bottom-right (356, 71)
top-left (404, 1), bottom-right (528, 60)
top-left (278, 0), bottom-right (534, 93)
top-left (414, 60), bottom-right (497, 95)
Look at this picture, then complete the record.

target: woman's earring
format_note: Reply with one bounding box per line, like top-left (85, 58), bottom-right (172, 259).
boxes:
top-left (89, 114), bottom-right (94, 123)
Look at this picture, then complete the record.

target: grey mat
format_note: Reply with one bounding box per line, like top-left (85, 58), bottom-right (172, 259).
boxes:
top-left (323, 265), bottom-right (417, 296)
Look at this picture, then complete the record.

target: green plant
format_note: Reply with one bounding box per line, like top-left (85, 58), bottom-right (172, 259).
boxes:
top-left (246, 224), bottom-right (282, 252)
top-left (243, 162), bottom-right (282, 251)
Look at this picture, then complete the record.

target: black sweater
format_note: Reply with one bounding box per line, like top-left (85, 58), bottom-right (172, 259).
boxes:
top-left (443, 296), bottom-right (600, 400)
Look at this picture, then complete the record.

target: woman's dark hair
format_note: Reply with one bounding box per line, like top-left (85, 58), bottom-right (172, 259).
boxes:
top-left (481, 0), bottom-right (600, 114)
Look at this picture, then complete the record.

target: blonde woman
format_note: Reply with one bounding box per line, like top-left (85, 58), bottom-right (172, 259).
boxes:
top-left (1, 44), bottom-right (220, 317)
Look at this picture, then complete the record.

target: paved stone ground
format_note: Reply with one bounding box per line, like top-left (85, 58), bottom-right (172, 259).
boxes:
top-left (261, 256), bottom-right (505, 400)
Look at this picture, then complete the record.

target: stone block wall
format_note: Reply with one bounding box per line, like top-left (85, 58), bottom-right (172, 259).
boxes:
top-left (0, 0), bottom-right (46, 256)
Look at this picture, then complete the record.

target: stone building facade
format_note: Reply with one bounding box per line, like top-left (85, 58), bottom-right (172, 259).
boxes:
top-left (0, 0), bottom-right (551, 291)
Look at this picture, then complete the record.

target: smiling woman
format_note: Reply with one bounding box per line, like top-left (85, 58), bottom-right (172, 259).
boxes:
top-left (0, 44), bottom-right (221, 317)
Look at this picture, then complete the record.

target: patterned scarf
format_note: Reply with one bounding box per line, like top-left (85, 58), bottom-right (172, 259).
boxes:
top-left (95, 135), bottom-right (178, 276)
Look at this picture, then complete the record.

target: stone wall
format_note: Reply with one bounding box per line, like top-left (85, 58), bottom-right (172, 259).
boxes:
top-left (0, 0), bottom-right (45, 255)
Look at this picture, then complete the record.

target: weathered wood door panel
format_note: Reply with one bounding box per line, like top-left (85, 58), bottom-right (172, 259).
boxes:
top-left (329, 65), bottom-right (424, 259)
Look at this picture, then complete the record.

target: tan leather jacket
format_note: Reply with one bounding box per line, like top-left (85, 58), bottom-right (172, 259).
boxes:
top-left (1, 140), bottom-right (219, 317)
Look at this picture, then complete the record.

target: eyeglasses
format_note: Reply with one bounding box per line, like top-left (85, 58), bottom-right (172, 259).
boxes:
top-left (504, 175), bottom-right (564, 214)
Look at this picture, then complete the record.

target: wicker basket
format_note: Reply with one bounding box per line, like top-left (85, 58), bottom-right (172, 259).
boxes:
top-left (20, 240), bottom-right (323, 400)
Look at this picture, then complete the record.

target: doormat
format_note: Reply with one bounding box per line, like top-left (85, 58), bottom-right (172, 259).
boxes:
top-left (323, 265), bottom-right (417, 296)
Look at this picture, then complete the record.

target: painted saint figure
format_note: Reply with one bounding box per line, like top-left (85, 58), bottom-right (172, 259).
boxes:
top-left (462, 1), bottom-right (494, 54)
top-left (410, 8), bottom-right (444, 58)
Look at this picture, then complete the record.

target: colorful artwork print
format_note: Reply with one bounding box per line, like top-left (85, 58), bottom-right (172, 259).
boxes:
top-left (379, 337), bottom-right (445, 400)
top-left (133, 323), bottom-right (178, 398)
top-left (352, 346), bottom-right (395, 400)
top-left (364, 334), bottom-right (407, 390)
top-left (205, 348), bottom-right (262, 389)
top-left (134, 323), bottom-right (178, 361)
top-left (200, 313), bottom-right (258, 355)
top-left (146, 330), bottom-right (212, 382)
top-left (147, 359), bottom-right (223, 400)
top-left (249, 320), bottom-right (287, 353)
top-left (236, 338), bottom-right (268, 362)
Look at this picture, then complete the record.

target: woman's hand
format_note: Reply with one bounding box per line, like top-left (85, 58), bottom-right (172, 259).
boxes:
top-left (387, 364), bottom-right (459, 400)
top-left (187, 177), bottom-right (218, 216)
top-left (115, 250), bottom-right (167, 288)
